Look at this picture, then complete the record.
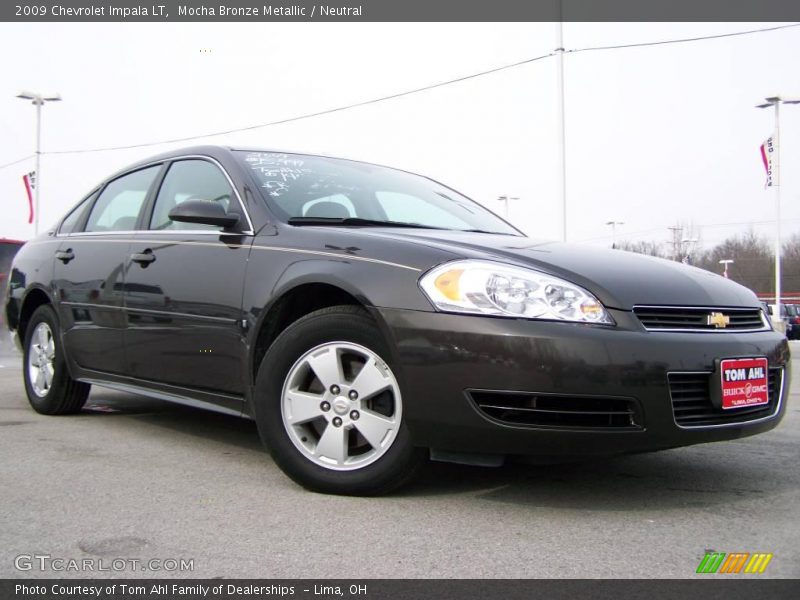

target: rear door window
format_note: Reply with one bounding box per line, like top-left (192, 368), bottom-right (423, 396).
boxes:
top-left (85, 166), bottom-right (160, 233)
top-left (59, 191), bottom-right (98, 234)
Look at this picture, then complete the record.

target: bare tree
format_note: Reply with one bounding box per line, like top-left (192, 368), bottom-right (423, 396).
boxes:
top-left (611, 231), bottom-right (800, 296)
top-left (694, 232), bottom-right (772, 292)
top-left (782, 233), bottom-right (800, 295)
top-left (616, 240), bottom-right (667, 258)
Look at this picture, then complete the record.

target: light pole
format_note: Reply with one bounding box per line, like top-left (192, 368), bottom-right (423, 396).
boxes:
top-left (605, 220), bottom-right (624, 248)
top-left (756, 95), bottom-right (800, 311)
top-left (496, 196), bottom-right (519, 219)
top-left (16, 90), bottom-right (62, 236)
top-left (667, 225), bottom-right (683, 261)
top-left (681, 237), bottom-right (698, 264)
top-left (555, 7), bottom-right (567, 242)
top-left (719, 259), bottom-right (734, 279)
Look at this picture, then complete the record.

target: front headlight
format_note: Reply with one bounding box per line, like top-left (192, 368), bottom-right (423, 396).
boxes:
top-left (419, 260), bottom-right (614, 324)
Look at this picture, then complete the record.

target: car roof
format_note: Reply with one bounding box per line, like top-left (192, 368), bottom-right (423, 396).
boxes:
top-left (109, 145), bottom-right (236, 173)
top-left (88, 146), bottom-right (524, 234)
top-left (108, 144), bottom-right (429, 182)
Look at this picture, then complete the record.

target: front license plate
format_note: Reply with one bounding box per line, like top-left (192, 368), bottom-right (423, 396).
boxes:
top-left (719, 357), bottom-right (769, 410)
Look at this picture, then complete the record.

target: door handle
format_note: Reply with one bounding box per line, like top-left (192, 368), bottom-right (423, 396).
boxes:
top-left (130, 249), bottom-right (156, 266)
top-left (55, 249), bottom-right (74, 263)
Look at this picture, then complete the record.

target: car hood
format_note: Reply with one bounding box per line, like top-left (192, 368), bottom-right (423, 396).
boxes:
top-left (351, 229), bottom-right (761, 311)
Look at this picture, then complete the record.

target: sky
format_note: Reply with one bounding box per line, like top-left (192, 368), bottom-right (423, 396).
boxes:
top-left (0, 22), bottom-right (798, 254)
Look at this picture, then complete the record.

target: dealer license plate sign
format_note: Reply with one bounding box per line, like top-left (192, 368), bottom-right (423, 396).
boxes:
top-left (719, 357), bottom-right (769, 410)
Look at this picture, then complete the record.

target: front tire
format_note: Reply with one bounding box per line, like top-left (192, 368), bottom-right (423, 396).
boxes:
top-left (253, 306), bottom-right (425, 495)
top-left (23, 304), bottom-right (90, 415)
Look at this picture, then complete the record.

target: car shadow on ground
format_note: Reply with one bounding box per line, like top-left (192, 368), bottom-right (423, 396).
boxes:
top-left (77, 388), bottom-right (795, 509)
top-left (400, 455), bottom-right (785, 511)
top-left (83, 389), bottom-right (264, 453)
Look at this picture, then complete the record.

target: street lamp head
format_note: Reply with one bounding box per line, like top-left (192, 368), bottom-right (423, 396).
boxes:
top-left (15, 91), bottom-right (62, 103)
top-left (756, 95), bottom-right (800, 108)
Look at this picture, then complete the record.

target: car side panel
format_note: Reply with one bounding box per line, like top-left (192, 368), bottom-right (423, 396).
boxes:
top-left (4, 239), bottom-right (55, 338)
top-left (124, 232), bottom-right (252, 395)
top-left (242, 226), bottom-right (452, 312)
top-left (53, 236), bottom-right (131, 374)
top-left (240, 227), bottom-right (455, 390)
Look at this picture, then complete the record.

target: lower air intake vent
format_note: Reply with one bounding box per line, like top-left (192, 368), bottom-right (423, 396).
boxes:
top-left (668, 368), bottom-right (782, 427)
top-left (468, 390), bottom-right (642, 430)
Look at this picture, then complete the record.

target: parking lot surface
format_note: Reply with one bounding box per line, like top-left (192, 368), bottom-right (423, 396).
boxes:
top-left (0, 337), bottom-right (798, 579)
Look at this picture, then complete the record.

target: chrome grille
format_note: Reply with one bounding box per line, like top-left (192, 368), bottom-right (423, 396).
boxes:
top-left (634, 306), bottom-right (768, 332)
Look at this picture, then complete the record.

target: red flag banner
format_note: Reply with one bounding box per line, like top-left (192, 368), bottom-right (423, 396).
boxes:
top-left (760, 132), bottom-right (779, 188)
top-left (22, 172), bottom-right (34, 224)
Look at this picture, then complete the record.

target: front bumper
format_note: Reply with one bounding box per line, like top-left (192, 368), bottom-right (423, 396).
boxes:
top-left (376, 307), bottom-right (790, 459)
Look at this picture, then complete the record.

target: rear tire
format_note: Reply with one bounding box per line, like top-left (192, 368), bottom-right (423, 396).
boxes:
top-left (23, 304), bottom-right (90, 415)
top-left (253, 306), bottom-right (425, 495)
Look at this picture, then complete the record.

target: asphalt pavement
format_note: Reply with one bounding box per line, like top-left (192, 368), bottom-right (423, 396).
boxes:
top-left (0, 335), bottom-right (798, 579)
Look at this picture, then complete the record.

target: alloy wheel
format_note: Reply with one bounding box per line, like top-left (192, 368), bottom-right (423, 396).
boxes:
top-left (281, 341), bottom-right (402, 471)
top-left (28, 322), bottom-right (56, 398)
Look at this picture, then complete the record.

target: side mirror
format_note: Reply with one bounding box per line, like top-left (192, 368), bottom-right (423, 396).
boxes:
top-left (168, 199), bottom-right (240, 229)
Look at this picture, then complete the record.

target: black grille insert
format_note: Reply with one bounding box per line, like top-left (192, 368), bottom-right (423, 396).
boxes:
top-left (634, 306), bottom-right (767, 331)
top-left (668, 368), bottom-right (782, 427)
top-left (469, 391), bottom-right (642, 429)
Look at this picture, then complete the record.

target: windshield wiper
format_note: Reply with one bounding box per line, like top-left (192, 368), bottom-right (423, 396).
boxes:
top-left (287, 217), bottom-right (443, 230)
top-left (459, 229), bottom-right (518, 235)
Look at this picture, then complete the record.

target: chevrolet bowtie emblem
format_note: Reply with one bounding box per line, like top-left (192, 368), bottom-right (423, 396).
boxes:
top-left (707, 312), bottom-right (730, 328)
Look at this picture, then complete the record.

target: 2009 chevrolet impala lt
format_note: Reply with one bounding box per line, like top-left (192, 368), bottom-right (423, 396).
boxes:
top-left (4, 146), bottom-right (790, 495)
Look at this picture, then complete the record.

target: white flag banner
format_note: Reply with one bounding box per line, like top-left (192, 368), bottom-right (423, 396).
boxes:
top-left (760, 132), bottom-right (780, 188)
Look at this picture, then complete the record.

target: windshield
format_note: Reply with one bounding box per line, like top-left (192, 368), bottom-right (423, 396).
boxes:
top-left (237, 151), bottom-right (520, 235)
